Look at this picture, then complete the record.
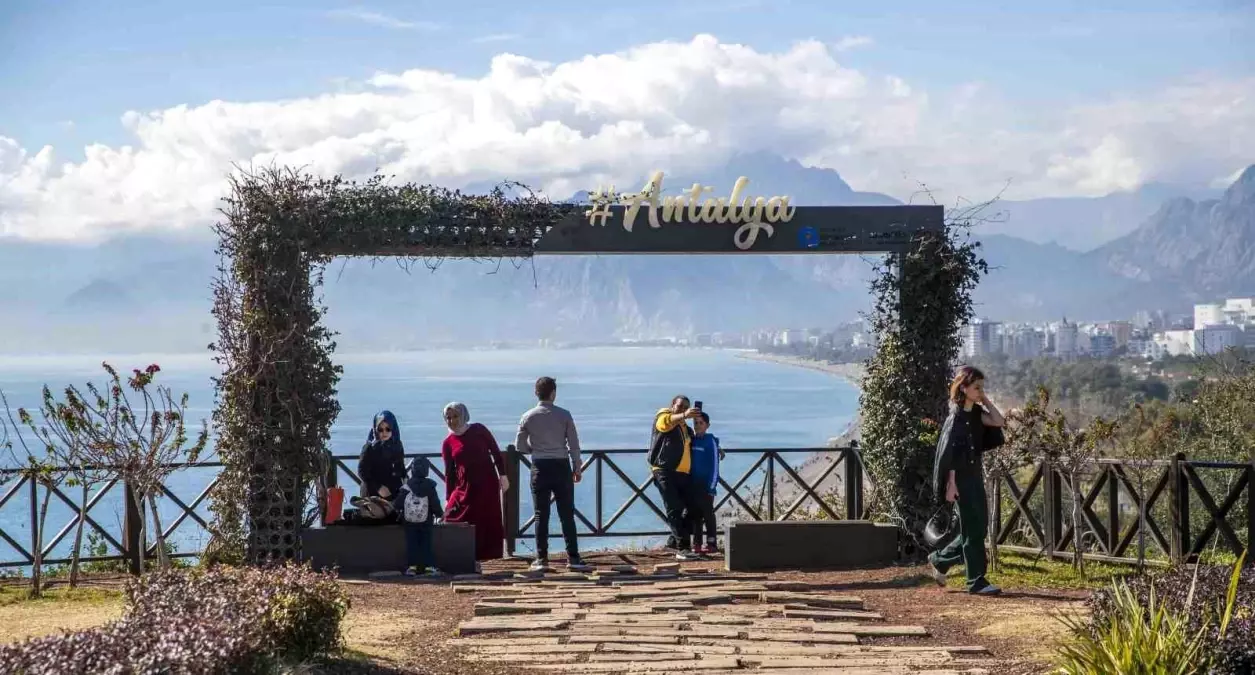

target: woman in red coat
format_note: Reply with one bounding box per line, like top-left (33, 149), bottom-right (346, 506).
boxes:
top-left (440, 402), bottom-right (508, 564)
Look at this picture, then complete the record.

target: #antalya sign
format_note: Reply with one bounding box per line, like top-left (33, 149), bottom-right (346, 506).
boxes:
top-left (584, 172), bottom-right (795, 251)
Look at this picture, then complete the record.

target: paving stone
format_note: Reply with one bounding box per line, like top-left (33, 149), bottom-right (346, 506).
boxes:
top-left (587, 652), bottom-right (698, 662)
top-left (455, 618), bottom-right (571, 636)
top-left (811, 623), bottom-right (929, 637)
top-left (464, 644), bottom-right (597, 654)
top-left (742, 654), bottom-right (953, 668)
top-left (570, 625), bottom-right (686, 636)
top-left (474, 602), bottom-right (577, 616)
top-left (652, 563), bottom-right (681, 574)
top-left (762, 592), bottom-right (865, 609)
top-left (782, 608), bottom-right (884, 621)
top-left (598, 643), bottom-right (739, 655)
top-left (742, 631), bottom-right (860, 644)
top-left (566, 635), bottom-right (681, 644)
top-left (447, 637), bottom-right (562, 646)
top-left (523, 657), bottom-right (740, 672)
top-left (467, 653), bottom-right (582, 663)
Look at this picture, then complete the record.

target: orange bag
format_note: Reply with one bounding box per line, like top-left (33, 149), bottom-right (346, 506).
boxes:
top-left (324, 486), bottom-right (345, 525)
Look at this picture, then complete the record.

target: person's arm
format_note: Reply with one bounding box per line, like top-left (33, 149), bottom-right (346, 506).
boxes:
top-left (566, 412), bottom-right (583, 472)
top-left (357, 444), bottom-right (376, 496)
top-left (655, 410), bottom-right (694, 432)
top-left (483, 427), bottom-right (506, 477)
top-left (708, 438), bottom-right (721, 494)
top-left (946, 470), bottom-right (959, 502)
top-left (441, 440), bottom-right (454, 501)
top-left (514, 414), bottom-right (531, 455)
top-left (980, 397), bottom-right (1005, 427)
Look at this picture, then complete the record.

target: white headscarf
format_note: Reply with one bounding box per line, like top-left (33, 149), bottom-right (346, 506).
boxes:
top-left (444, 401), bottom-right (470, 436)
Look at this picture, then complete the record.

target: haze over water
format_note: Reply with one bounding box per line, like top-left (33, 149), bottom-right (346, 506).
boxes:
top-left (0, 348), bottom-right (857, 563)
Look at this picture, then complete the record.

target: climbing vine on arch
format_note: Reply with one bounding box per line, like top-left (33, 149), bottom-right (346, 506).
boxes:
top-left (859, 205), bottom-right (989, 559)
top-left (206, 168), bottom-right (567, 564)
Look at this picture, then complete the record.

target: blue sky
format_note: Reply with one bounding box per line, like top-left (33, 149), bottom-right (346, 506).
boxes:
top-left (2, 0), bottom-right (1250, 158)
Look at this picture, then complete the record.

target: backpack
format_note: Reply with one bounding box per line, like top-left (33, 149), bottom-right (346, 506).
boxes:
top-left (402, 489), bottom-right (429, 524)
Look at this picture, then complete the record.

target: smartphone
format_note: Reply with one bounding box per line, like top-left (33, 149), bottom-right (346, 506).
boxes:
top-left (694, 401), bottom-right (703, 411)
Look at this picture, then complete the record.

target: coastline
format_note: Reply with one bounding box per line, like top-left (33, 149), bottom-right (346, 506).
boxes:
top-left (734, 351), bottom-right (863, 447)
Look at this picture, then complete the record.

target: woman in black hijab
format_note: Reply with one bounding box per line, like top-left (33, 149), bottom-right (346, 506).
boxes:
top-left (358, 410), bottom-right (407, 500)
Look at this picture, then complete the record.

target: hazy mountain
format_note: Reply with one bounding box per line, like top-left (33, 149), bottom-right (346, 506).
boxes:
top-left (974, 183), bottom-right (1222, 252)
top-left (1091, 166), bottom-right (1255, 302)
top-left (0, 157), bottom-right (1250, 353)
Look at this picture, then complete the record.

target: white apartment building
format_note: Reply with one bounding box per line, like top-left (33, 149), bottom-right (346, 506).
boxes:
top-left (1054, 319), bottom-right (1079, 356)
top-left (779, 329), bottom-right (806, 346)
top-left (961, 320), bottom-right (1001, 358)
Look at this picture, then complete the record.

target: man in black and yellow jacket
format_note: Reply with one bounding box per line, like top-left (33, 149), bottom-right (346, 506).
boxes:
top-left (649, 395), bottom-right (703, 561)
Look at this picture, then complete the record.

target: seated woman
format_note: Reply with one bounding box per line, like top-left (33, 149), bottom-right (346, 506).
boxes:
top-left (358, 410), bottom-right (407, 501)
top-left (440, 402), bottom-right (508, 567)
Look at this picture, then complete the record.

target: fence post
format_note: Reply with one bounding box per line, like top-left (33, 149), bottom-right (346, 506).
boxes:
top-left (1043, 460), bottom-right (1062, 556)
top-left (1106, 466), bottom-right (1119, 556)
top-left (1168, 452), bottom-right (1189, 564)
top-left (123, 480), bottom-right (143, 576)
top-left (28, 474), bottom-right (38, 571)
top-left (766, 452), bottom-right (776, 521)
top-left (843, 449), bottom-right (863, 520)
top-left (503, 445), bottom-right (521, 557)
top-left (1247, 462), bottom-right (1254, 566)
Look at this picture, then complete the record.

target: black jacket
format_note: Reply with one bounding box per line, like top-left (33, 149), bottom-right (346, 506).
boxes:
top-left (932, 403), bottom-right (1005, 499)
top-left (648, 408), bottom-right (692, 472)
top-left (358, 439), bottom-right (406, 498)
top-left (392, 459), bottom-right (443, 525)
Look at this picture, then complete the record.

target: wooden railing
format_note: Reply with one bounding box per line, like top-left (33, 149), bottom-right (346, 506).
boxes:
top-left (2, 447), bottom-right (1249, 572)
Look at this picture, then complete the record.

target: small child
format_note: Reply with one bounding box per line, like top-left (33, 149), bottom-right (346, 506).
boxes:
top-left (688, 411), bottom-right (723, 556)
top-left (393, 458), bottom-right (444, 576)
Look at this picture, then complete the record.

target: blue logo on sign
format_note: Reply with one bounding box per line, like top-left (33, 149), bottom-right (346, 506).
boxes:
top-left (798, 226), bottom-right (819, 249)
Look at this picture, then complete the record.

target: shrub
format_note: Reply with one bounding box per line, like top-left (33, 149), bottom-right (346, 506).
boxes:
top-left (0, 564), bottom-right (349, 674)
top-left (1055, 582), bottom-right (1207, 674)
top-left (1085, 561), bottom-right (1253, 675)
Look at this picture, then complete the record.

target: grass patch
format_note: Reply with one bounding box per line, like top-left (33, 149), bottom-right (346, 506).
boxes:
top-left (950, 551), bottom-right (1133, 591)
top-left (0, 585), bottom-right (122, 608)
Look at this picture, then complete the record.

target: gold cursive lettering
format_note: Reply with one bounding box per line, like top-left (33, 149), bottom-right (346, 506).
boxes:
top-left (585, 172), bottom-right (794, 250)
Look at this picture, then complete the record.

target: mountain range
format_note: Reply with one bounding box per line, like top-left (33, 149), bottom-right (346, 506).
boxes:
top-left (0, 155), bottom-right (1251, 353)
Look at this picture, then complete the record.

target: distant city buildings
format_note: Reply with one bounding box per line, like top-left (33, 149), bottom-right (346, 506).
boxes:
top-left (957, 295), bottom-right (1254, 361)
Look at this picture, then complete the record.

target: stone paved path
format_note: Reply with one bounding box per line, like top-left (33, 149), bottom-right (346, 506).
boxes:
top-left (442, 564), bottom-right (998, 674)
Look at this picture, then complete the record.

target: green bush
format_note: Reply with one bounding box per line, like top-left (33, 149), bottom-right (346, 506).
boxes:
top-left (1055, 582), bottom-right (1207, 674)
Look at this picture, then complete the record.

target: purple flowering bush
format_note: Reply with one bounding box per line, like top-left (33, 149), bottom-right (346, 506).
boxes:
top-left (1087, 563), bottom-right (1254, 674)
top-left (0, 564), bottom-right (349, 674)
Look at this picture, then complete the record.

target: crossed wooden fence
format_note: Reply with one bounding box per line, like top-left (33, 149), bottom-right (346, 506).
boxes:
top-left (2, 448), bottom-right (1249, 572)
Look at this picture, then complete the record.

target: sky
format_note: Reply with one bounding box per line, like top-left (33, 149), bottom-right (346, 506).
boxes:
top-left (0, 0), bottom-right (1252, 241)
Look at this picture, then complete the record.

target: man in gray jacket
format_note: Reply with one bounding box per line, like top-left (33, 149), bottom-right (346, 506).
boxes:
top-left (516, 376), bottom-right (591, 572)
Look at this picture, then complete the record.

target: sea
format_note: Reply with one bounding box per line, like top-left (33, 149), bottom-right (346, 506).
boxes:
top-left (0, 348), bottom-right (857, 567)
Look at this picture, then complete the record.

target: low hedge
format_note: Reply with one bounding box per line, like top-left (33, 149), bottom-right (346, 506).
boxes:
top-left (0, 564), bottom-right (349, 674)
top-left (1087, 563), bottom-right (1253, 674)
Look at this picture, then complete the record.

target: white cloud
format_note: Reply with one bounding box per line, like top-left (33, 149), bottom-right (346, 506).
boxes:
top-left (325, 8), bottom-right (441, 31)
top-left (0, 34), bottom-right (1252, 241)
top-left (472, 33), bottom-right (521, 44)
top-left (833, 35), bottom-right (874, 52)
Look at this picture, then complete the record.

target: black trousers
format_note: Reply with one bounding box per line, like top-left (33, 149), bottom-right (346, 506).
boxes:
top-left (655, 469), bottom-right (701, 551)
top-left (531, 458), bottom-right (580, 560)
top-left (692, 492), bottom-right (718, 544)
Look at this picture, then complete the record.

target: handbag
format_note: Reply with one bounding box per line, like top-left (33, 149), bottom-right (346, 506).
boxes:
top-left (923, 504), bottom-right (959, 550)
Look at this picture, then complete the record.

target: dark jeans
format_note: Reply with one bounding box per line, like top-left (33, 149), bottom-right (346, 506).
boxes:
top-left (531, 458), bottom-right (580, 560)
top-left (693, 492), bottom-right (718, 545)
top-left (404, 522), bottom-right (434, 571)
top-left (653, 469), bottom-right (693, 551)
top-left (928, 473), bottom-right (989, 590)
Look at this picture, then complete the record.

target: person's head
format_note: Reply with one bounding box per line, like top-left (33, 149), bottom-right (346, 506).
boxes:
top-left (693, 411), bottom-right (711, 436)
top-left (443, 402), bottom-right (470, 434)
top-left (670, 395), bottom-right (691, 414)
top-left (371, 410), bottom-right (400, 443)
top-left (949, 366), bottom-right (986, 406)
top-left (535, 376), bottom-right (557, 403)
top-left (407, 457), bottom-right (430, 483)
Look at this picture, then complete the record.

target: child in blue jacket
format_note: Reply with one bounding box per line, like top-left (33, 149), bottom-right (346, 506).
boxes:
top-left (688, 411), bottom-right (723, 555)
top-left (393, 458), bottom-right (444, 576)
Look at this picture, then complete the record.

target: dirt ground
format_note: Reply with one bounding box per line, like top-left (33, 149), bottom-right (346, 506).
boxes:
top-left (0, 555), bottom-right (1084, 674)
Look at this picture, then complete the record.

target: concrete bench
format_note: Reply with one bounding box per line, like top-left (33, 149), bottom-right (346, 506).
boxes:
top-left (725, 520), bottom-right (898, 571)
top-left (301, 522), bottom-right (477, 575)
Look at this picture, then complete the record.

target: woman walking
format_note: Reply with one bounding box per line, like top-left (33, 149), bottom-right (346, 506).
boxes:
top-left (929, 365), bottom-right (1005, 595)
top-left (440, 402), bottom-right (509, 564)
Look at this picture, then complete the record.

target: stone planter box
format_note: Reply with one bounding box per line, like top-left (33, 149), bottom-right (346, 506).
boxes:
top-left (725, 520), bottom-right (898, 571)
top-left (301, 522), bottom-right (477, 575)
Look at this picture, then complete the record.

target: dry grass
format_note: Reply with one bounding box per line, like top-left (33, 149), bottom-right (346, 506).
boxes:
top-left (0, 585), bottom-right (124, 644)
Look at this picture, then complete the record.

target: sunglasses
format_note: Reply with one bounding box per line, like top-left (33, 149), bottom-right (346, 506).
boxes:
top-left (376, 425), bottom-right (392, 434)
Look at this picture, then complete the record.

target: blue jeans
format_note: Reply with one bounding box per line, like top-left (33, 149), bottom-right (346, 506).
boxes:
top-left (404, 522), bottom-right (434, 570)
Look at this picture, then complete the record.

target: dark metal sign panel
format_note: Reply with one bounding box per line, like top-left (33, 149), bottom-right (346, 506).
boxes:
top-left (533, 204), bottom-right (944, 255)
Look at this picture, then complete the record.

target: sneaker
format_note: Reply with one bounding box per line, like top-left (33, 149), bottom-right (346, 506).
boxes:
top-left (969, 583), bottom-right (1002, 596)
top-left (423, 568), bottom-right (444, 577)
top-left (926, 559), bottom-right (947, 587)
top-left (529, 559), bottom-right (550, 572)
top-left (704, 541), bottom-right (721, 556)
top-left (403, 566), bottom-right (419, 577)
top-left (675, 550), bottom-right (702, 562)
top-left (566, 558), bottom-right (592, 572)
